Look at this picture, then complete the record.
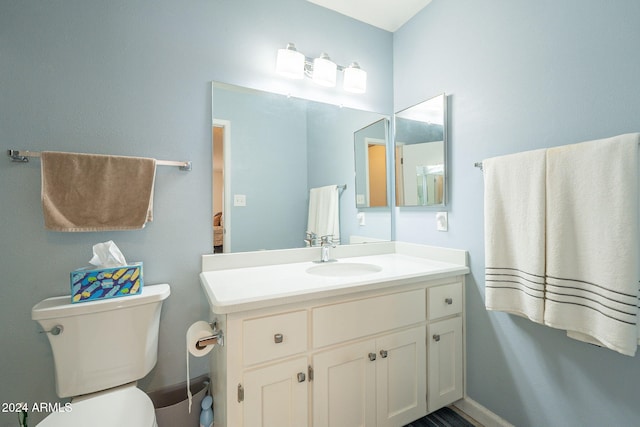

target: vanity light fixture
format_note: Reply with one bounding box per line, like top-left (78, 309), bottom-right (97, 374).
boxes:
top-left (275, 42), bottom-right (367, 94)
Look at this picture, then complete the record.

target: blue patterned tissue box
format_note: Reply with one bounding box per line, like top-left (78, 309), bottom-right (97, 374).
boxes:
top-left (70, 262), bottom-right (143, 303)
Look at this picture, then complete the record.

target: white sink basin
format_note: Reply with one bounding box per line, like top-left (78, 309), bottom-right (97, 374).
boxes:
top-left (306, 262), bottom-right (383, 277)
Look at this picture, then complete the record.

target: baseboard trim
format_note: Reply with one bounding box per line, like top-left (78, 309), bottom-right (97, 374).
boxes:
top-left (453, 397), bottom-right (514, 427)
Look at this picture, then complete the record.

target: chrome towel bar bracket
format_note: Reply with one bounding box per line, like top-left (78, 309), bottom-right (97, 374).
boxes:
top-left (7, 149), bottom-right (192, 171)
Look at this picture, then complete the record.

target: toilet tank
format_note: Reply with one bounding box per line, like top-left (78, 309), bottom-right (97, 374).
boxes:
top-left (32, 284), bottom-right (170, 398)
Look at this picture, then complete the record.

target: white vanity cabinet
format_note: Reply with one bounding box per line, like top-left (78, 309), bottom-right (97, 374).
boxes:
top-left (200, 243), bottom-right (469, 427)
top-left (213, 278), bottom-right (464, 427)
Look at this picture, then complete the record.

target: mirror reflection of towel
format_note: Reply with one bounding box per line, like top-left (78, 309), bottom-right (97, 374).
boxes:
top-left (41, 151), bottom-right (157, 232)
top-left (307, 185), bottom-right (340, 243)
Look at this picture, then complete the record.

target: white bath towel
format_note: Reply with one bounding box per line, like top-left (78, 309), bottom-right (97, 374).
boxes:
top-left (544, 133), bottom-right (640, 356)
top-left (484, 149), bottom-right (547, 323)
top-left (307, 185), bottom-right (340, 243)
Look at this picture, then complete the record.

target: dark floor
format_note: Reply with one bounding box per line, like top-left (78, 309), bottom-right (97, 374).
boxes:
top-left (403, 406), bottom-right (483, 427)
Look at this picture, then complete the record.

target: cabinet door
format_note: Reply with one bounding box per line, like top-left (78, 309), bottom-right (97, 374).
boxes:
top-left (313, 340), bottom-right (376, 427)
top-left (427, 316), bottom-right (463, 411)
top-left (243, 357), bottom-right (308, 427)
top-left (376, 326), bottom-right (427, 427)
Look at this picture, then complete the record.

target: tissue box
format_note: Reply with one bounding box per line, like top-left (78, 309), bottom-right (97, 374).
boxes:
top-left (70, 262), bottom-right (143, 303)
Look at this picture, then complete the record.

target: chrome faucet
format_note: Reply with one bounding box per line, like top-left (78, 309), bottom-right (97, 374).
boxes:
top-left (320, 235), bottom-right (336, 263)
top-left (304, 231), bottom-right (317, 247)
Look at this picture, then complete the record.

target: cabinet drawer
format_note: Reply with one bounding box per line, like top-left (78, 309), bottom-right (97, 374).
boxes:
top-left (243, 310), bottom-right (307, 366)
top-left (427, 282), bottom-right (462, 320)
top-left (313, 289), bottom-right (425, 348)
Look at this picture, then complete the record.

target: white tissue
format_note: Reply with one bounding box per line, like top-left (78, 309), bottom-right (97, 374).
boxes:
top-left (89, 240), bottom-right (127, 268)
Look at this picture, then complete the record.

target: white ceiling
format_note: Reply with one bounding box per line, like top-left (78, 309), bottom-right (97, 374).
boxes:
top-left (307, 0), bottom-right (432, 32)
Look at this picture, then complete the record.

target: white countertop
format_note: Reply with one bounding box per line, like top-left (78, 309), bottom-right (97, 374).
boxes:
top-left (200, 243), bottom-right (469, 314)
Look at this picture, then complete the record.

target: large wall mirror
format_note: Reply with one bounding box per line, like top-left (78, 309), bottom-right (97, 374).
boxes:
top-left (394, 93), bottom-right (447, 207)
top-left (211, 82), bottom-right (392, 253)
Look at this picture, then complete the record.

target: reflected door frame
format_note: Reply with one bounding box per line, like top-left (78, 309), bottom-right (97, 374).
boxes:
top-left (213, 119), bottom-right (231, 253)
top-left (364, 137), bottom-right (387, 207)
top-left (395, 144), bottom-right (405, 206)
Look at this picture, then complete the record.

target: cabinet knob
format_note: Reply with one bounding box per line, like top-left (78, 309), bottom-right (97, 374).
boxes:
top-left (445, 298), bottom-right (453, 305)
top-left (368, 352), bottom-right (377, 361)
top-left (297, 372), bottom-right (306, 383)
top-left (433, 334), bottom-right (441, 342)
top-left (380, 349), bottom-right (388, 358)
top-left (274, 333), bottom-right (283, 344)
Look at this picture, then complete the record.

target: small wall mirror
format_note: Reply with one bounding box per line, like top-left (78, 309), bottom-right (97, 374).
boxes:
top-left (394, 93), bottom-right (447, 207)
top-left (354, 118), bottom-right (390, 208)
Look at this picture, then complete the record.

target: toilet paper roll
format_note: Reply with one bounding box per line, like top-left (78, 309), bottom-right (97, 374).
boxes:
top-left (186, 321), bottom-right (214, 413)
top-left (187, 321), bottom-right (215, 357)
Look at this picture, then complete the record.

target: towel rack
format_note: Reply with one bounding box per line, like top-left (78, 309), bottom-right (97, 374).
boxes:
top-left (7, 149), bottom-right (192, 171)
top-left (474, 161), bottom-right (483, 171)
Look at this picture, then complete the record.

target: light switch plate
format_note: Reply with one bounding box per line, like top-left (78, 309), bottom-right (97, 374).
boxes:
top-left (436, 212), bottom-right (448, 231)
top-left (357, 212), bottom-right (366, 226)
top-left (233, 194), bottom-right (246, 207)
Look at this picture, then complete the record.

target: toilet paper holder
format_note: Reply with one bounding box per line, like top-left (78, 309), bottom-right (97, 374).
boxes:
top-left (195, 321), bottom-right (224, 350)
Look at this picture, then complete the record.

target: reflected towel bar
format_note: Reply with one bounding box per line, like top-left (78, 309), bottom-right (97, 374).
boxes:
top-left (7, 149), bottom-right (192, 171)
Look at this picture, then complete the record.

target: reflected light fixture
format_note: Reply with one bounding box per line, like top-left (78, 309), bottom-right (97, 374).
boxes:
top-left (275, 42), bottom-right (367, 94)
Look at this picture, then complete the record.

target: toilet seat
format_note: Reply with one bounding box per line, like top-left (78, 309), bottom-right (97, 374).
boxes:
top-left (37, 385), bottom-right (156, 427)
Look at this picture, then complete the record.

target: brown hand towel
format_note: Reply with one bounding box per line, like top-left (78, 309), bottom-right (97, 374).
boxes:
top-left (41, 151), bottom-right (157, 232)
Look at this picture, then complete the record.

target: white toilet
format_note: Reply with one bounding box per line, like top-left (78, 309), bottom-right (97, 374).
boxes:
top-left (31, 283), bottom-right (170, 426)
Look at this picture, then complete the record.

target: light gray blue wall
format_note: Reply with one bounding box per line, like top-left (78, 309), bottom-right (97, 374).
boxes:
top-left (394, 1), bottom-right (640, 426)
top-left (0, 0), bottom-right (392, 424)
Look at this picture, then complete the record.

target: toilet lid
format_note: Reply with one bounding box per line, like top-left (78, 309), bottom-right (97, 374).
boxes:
top-left (38, 386), bottom-right (156, 427)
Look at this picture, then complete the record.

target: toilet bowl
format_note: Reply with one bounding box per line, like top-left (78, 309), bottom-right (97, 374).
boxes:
top-left (32, 284), bottom-right (170, 426)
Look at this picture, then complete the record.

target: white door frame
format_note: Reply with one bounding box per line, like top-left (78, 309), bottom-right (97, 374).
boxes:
top-left (213, 119), bottom-right (231, 252)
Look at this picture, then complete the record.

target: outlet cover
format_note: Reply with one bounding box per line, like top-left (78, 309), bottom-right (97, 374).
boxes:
top-left (436, 212), bottom-right (448, 231)
top-left (233, 194), bottom-right (246, 207)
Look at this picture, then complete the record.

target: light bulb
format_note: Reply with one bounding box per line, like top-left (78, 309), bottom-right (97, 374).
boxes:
top-left (343, 62), bottom-right (367, 94)
top-left (312, 53), bottom-right (337, 87)
top-left (276, 43), bottom-right (305, 79)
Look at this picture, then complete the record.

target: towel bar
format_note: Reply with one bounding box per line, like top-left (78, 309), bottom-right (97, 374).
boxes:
top-left (7, 149), bottom-right (192, 171)
top-left (474, 161), bottom-right (483, 171)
